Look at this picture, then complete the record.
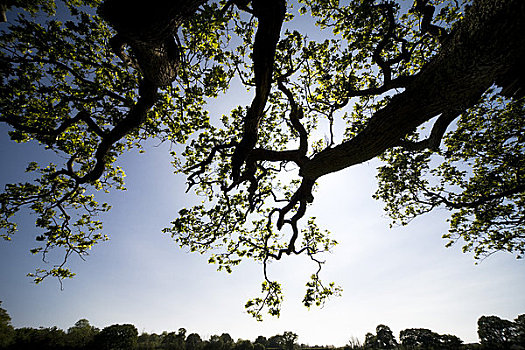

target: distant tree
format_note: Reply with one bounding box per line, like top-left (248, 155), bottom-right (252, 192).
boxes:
top-left (179, 329), bottom-right (188, 339)
top-left (399, 328), bottom-right (440, 349)
top-left (66, 318), bottom-right (99, 349)
top-left (205, 334), bottom-right (232, 350)
top-left (235, 339), bottom-right (254, 350)
top-left (515, 314), bottom-right (525, 347)
top-left (0, 302), bottom-right (14, 349)
top-left (364, 325), bottom-right (397, 349)
top-left (162, 328), bottom-right (187, 350)
top-left (399, 328), bottom-right (462, 349)
top-left (138, 332), bottom-right (163, 350)
top-left (254, 336), bottom-right (268, 348)
top-left (12, 326), bottom-right (67, 350)
top-left (438, 334), bottom-right (463, 350)
top-left (186, 333), bottom-right (204, 350)
top-left (267, 335), bottom-right (284, 350)
top-left (220, 333), bottom-right (234, 350)
top-left (281, 332), bottom-right (298, 350)
top-left (38, 327), bottom-right (67, 349)
top-left (376, 325), bottom-right (397, 349)
top-left (363, 332), bottom-right (376, 350)
top-left (204, 335), bottom-right (221, 350)
top-left (477, 316), bottom-right (515, 349)
top-left (93, 324), bottom-right (138, 350)
top-left (163, 332), bottom-right (178, 350)
top-left (163, 332), bottom-right (182, 350)
top-left (11, 328), bottom-right (36, 349)
top-left (265, 332), bottom-right (299, 350)
top-left (254, 343), bottom-right (266, 350)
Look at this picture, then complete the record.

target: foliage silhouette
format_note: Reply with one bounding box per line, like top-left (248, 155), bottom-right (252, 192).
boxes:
top-left (0, 0), bottom-right (524, 318)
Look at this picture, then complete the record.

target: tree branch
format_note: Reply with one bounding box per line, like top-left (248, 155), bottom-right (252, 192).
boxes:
top-left (1, 110), bottom-right (106, 143)
top-left (185, 142), bottom-right (237, 191)
top-left (230, 0), bottom-right (287, 181)
top-left (438, 184), bottom-right (525, 210)
top-left (413, 0), bottom-right (449, 44)
top-left (301, 0), bottom-right (525, 180)
top-left (79, 79), bottom-right (159, 184)
top-left (397, 111), bottom-right (459, 151)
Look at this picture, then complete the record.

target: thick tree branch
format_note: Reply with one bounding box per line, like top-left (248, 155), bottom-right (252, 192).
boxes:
top-left (336, 3), bottom-right (413, 108)
top-left (301, 0), bottom-right (525, 180)
top-left (230, 0), bottom-right (286, 181)
top-left (56, 0), bottom-right (210, 185)
top-left (276, 177), bottom-right (314, 230)
top-left (277, 81), bottom-right (308, 158)
top-left (244, 81), bottom-right (310, 167)
top-left (98, 0), bottom-right (207, 86)
top-left (372, 3), bottom-right (399, 85)
top-left (79, 79), bottom-right (158, 184)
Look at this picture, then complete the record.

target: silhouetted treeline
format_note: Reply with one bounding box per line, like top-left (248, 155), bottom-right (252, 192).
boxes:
top-left (0, 301), bottom-right (523, 350)
top-left (343, 315), bottom-right (525, 350)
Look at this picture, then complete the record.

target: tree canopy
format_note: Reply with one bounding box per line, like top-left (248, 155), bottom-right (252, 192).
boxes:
top-left (0, 0), bottom-right (524, 319)
top-left (477, 315), bottom-right (525, 350)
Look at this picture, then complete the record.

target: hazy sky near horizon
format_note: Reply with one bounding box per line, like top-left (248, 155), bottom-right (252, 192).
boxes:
top-left (1, 1), bottom-right (525, 347)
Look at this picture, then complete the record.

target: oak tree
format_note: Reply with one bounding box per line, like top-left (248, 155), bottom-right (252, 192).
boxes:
top-left (0, 0), bottom-right (524, 319)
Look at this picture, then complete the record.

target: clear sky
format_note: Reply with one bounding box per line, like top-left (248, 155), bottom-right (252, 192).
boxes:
top-left (1, 1), bottom-right (524, 347)
top-left (1, 125), bottom-right (524, 346)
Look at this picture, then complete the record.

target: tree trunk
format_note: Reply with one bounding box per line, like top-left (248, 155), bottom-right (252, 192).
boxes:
top-left (98, 0), bottom-right (208, 86)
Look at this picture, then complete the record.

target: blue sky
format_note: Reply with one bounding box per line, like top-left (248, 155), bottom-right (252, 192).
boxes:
top-left (1, 0), bottom-right (524, 347)
top-left (1, 126), bottom-right (524, 346)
